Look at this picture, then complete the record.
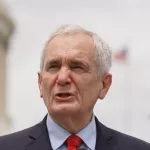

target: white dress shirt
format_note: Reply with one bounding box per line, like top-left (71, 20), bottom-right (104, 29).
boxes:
top-left (46, 114), bottom-right (96, 150)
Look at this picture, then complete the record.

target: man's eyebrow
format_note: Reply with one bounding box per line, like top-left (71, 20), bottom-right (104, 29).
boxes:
top-left (45, 59), bottom-right (89, 68)
top-left (70, 60), bottom-right (89, 67)
top-left (45, 59), bottom-right (61, 67)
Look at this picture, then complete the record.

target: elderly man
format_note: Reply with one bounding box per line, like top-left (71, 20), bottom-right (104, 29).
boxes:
top-left (0, 25), bottom-right (150, 150)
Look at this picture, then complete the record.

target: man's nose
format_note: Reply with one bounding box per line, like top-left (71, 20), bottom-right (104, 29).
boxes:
top-left (56, 68), bottom-right (71, 86)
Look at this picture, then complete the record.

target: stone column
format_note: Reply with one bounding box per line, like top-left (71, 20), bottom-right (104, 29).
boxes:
top-left (0, 1), bottom-right (14, 135)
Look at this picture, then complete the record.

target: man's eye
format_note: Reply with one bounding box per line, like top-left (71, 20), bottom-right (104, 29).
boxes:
top-left (71, 66), bottom-right (82, 69)
top-left (49, 65), bottom-right (58, 68)
top-left (48, 65), bottom-right (60, 71)
top-left (71, 66), bottom-right (86, 73)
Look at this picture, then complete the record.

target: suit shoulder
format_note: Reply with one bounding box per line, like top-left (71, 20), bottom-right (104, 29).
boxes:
top-left (0, 116), bottom-right (47, 150)
top-left (108, 127), bottom-right (150, 149)
top-left (0, 124), bottom-right (38, 150)
top-left (95, 118), bottom-right (150, 150)
top-left (0, 126), bottom-right (32, 142)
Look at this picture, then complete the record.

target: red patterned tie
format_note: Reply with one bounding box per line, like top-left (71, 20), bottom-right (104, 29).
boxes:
top-left (66, 135), bottom-right (82, 150)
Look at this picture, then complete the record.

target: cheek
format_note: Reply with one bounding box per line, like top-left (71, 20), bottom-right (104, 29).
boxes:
top-left (79, 76), bottom-right (100, 99)
top-left (80, 75), bottom-right (97, 88)
top-left (74, 75), bottom-right (94, 97)
top-left (42, 76), bottom-right (55, 96)
top-left (42, 76), bottom-right (56, 109)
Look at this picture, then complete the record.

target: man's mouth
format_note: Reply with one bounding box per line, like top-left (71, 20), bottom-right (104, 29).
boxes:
top-left (55, 92), bottom-right (74, 101)
top-left (57, 93), bottom-right (72, 97)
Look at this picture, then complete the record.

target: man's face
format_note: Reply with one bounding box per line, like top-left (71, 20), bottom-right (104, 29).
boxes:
top-left (38, 33), bottom-right (112, 117)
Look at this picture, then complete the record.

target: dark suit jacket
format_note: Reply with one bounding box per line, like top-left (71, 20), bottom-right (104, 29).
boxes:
top-left (0, 116), bottom-right (150, 150)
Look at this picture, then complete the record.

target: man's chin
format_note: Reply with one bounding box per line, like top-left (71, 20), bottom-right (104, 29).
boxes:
top-left (51, 104), bottom-right (79, 116)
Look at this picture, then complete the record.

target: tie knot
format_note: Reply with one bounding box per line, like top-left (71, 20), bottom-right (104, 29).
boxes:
top-left (66, 135), bottom-right (82, 149)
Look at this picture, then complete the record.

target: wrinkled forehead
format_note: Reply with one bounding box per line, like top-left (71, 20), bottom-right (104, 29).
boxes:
top-left (45, 33), bottom-right (95, 59)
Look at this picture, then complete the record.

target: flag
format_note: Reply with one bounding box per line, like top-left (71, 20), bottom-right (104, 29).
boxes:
top-left (113, 45), bottom-right (129, 62)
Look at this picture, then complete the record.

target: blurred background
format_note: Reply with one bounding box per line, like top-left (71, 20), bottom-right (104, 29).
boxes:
top-left (0, 0), bottom-right (150, 143)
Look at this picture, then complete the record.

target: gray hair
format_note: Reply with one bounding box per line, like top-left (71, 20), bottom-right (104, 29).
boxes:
top-left (40, 24), bottom-right (112, 76)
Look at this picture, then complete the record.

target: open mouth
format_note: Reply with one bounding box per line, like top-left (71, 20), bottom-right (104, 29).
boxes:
top-left (55, 92), bottom-right (74, 101)
top-left (56, 93), bottom-right (72, 98)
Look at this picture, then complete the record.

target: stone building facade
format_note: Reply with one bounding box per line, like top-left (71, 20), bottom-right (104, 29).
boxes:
top-left (0, 1), bottom-right (14, 135)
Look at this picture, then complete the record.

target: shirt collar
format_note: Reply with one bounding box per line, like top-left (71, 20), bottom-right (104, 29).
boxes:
top-left (46, 114), bottom-right (96, 150)
top-left (76, 115), bottom-right (96, 150)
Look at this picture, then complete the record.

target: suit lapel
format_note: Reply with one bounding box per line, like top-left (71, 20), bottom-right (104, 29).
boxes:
top-left (95, 117), bottom-right (114, 150)
top-left (25, 115), bottom-right (115, 150)
top-left (26, 116), bottom-right (53, 150)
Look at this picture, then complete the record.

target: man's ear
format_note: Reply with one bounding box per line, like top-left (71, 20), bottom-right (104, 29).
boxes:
top-left (38, 72), bottom-right (43, 98)
top-left (98, 73), bottom-right (112, 100)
